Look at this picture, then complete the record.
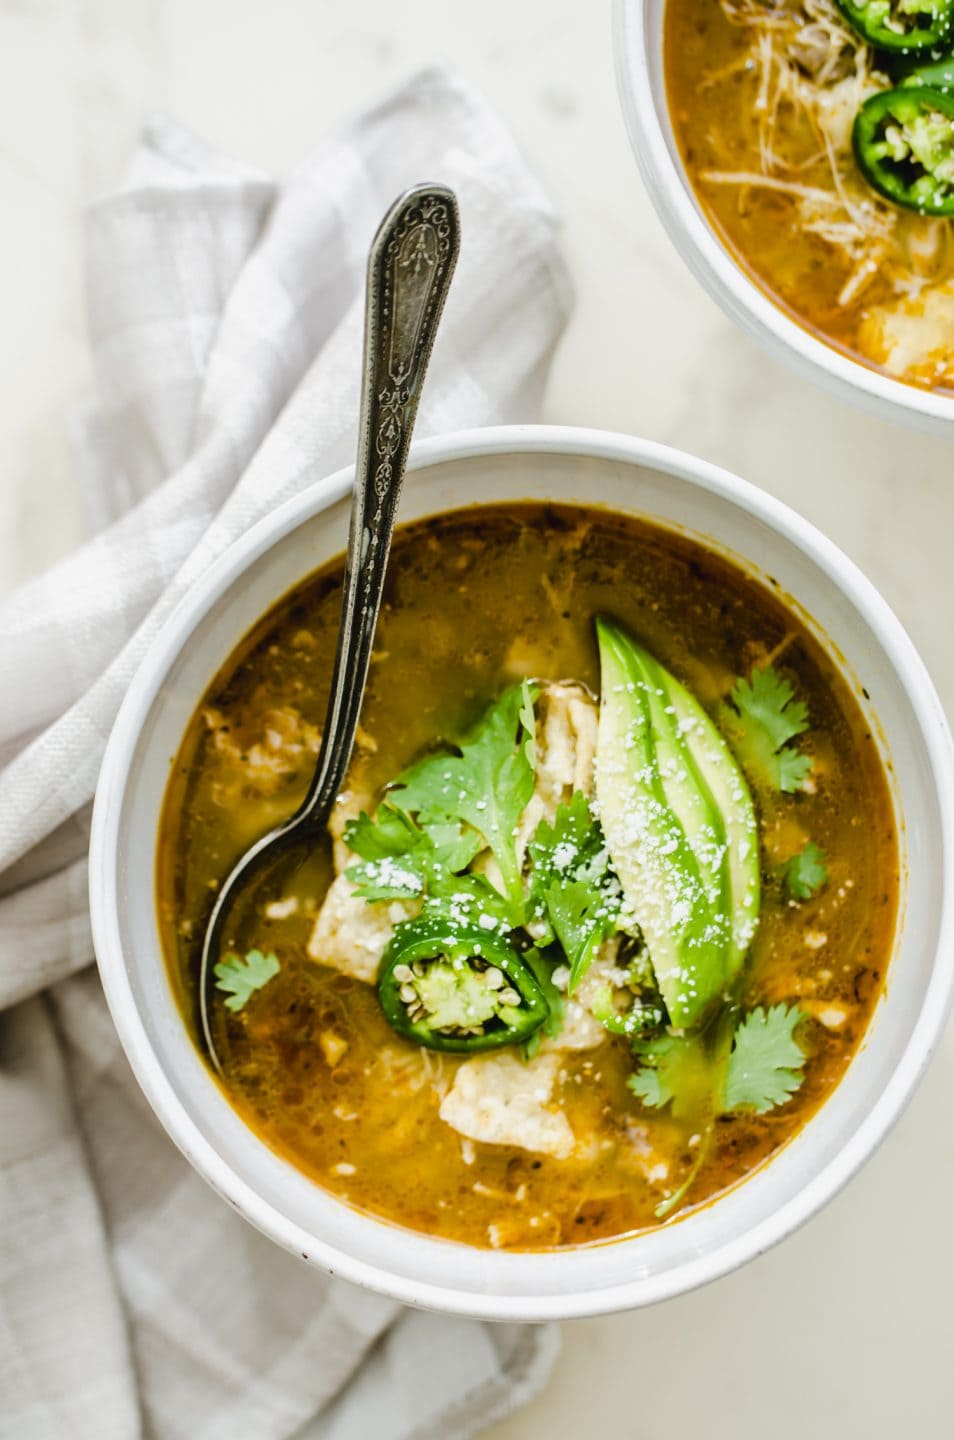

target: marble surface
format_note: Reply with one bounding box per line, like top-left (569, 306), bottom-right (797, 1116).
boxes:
top-left (3, 2), bottom-right (953, 1435)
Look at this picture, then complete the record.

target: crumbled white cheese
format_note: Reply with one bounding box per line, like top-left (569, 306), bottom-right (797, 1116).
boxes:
top-left (264, 896), bottom-right (299, 920)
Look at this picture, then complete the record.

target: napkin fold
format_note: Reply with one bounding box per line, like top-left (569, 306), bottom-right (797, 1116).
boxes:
top-left (0, 67), bottom-right (570, 1440)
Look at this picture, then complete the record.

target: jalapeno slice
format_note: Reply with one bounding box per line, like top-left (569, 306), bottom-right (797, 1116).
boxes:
top-left (854, 86), bottom-right (954, 213)
top-left (377, 917), bottom-right (550, 1052)
top-left (836, 0), bottom-right (954, 51)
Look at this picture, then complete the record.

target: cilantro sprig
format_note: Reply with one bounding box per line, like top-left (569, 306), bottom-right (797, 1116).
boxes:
top-left (344, 804), bottom-right (481, 901)
top-left (628, 1030), bottom-right (713, 1118)
top-left (386, 681), bottom-right (537, 911)
top-left (213, 949), bottom-right (280, 1012)
top-left (721, 664), bottom-right (813, 794)
top-left (782, 842), bottom-right (829, 902)
top-left (627, 1001), bottom-right (807, 1217)
top-left (629, 1001), bottom-right (807, 1119)
top-left (723, 1005), bottom-right (807, 1113)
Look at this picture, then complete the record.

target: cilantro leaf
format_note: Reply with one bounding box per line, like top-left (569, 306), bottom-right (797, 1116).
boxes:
top-left (734, 666), bottom-right (809, 751)
top-left (527, 792), bottom-right (622, 988)
top-left (344, 856), bottom-right (426, 902)
top-left (388, 684), bottom-right (537, 910)
top-left (629, 1003), bottom-right (806, 1119)
top-left (628, 1031), bottom-right (715, 1120)
top-left (213, 949), bottom-right (280, 1012)
top-left (724, 1004), bottom-right (806, 1114)
top-left (345, 804), bottom-right (421, 861)
top-left (345, 803), bottom-right (481, 874)
top-left (628, 1053), bottom-right (676, 1109)
top-left (425, 820), bottom-right (485, 873)
top-left (419, 871), bottom-right (515, 930)
top-left (344, 803), bottom-right (482, 901)
top-left (782, 842), bottom-right (829, 902)
top-left (722, 664), bottom-right (813, 795)
top-left (778, 749), bottom-right (814, 794)
top-left (528, 791), bottom-right (602, 911)
top-left (627, 1004), bottom-right (807, 1220)
top-left (546, 880), bottom-right (614, 989)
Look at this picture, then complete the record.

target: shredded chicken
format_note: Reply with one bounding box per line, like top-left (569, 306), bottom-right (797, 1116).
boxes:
top-left (514, 680), bottom-right (598, 863)
top-left (535, 682), bottom-right (598, 811)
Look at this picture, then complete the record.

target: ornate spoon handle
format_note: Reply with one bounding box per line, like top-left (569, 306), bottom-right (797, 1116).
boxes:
top-left (298, 185), bottom-right (461, 828)
top-left (199, 185), bottom-right (460, 1069)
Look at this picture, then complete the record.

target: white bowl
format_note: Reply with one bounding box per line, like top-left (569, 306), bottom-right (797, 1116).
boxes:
top-left (89, 425), bottom-right (954, 1320)
top-left (613, 0), bottom-right (954, 436)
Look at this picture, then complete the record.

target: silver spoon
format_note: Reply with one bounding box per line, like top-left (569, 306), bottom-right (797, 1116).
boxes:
top-left (199, 183), bottom-right (461, 1073)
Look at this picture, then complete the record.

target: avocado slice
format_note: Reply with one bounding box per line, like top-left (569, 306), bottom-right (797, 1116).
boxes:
top-left (595, 619), bottom-right (760, 1028)
top-left (638, 643), bottom-right (760, 972)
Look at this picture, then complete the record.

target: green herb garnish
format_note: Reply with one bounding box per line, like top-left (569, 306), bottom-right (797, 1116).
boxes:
top-left (722, 664), bottom-right (813, 794)
top-left (527, 791), bottom-right (621, 990)
top-left (628, 1030), bottom-right (713, 1117)
top-left (344, 804), bottom-right (481, 901)
top-left (782, 842), bottom-right (829, 902)
top-left (387, 682), bottom-right (537, 912)
top-left (629, 1002), bottom-right (807, 1118)
top-left (213, 949), bottom-right (280, 1012)
top-left (723, 1004), bottom-right (807, 1114)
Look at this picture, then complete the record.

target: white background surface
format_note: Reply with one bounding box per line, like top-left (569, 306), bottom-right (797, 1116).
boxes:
top-left (3, 2), bottom-right (953, 1436)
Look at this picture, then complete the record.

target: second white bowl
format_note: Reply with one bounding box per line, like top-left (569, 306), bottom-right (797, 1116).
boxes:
top-left (613, 0), bottom-right (954, 436)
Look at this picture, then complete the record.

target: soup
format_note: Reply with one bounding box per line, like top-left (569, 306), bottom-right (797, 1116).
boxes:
top-left (157, 503), bottom-right (898, 1250)
top-left (665, 0), bottom-right (954, 390)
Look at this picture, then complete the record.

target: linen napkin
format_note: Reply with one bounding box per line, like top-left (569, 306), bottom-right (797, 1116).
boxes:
top-left (0, 67), bottom-right (570, 1440)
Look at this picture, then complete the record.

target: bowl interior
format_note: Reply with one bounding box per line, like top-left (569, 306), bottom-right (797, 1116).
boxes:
top-left (614, 0), bottom-right (954, 434)
top-left (96, 436), bottom-right (950, 1318)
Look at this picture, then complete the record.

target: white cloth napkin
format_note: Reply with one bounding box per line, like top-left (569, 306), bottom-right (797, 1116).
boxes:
top-left (0, 67), bottom-right (570, 1440)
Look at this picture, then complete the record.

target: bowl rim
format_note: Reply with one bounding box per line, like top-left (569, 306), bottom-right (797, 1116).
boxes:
top-left (89, 423), bottom-right (954, 1319)
top-left (612, 0), bottom-right (954, 436)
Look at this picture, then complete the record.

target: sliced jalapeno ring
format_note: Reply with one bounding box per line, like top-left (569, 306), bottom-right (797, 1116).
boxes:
top-left (377, 917), bottom-right (550, 1053)
top-left (853, 86), bottom-right (954, 214)
top-left (836, 0), bottom-right (954, 52)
